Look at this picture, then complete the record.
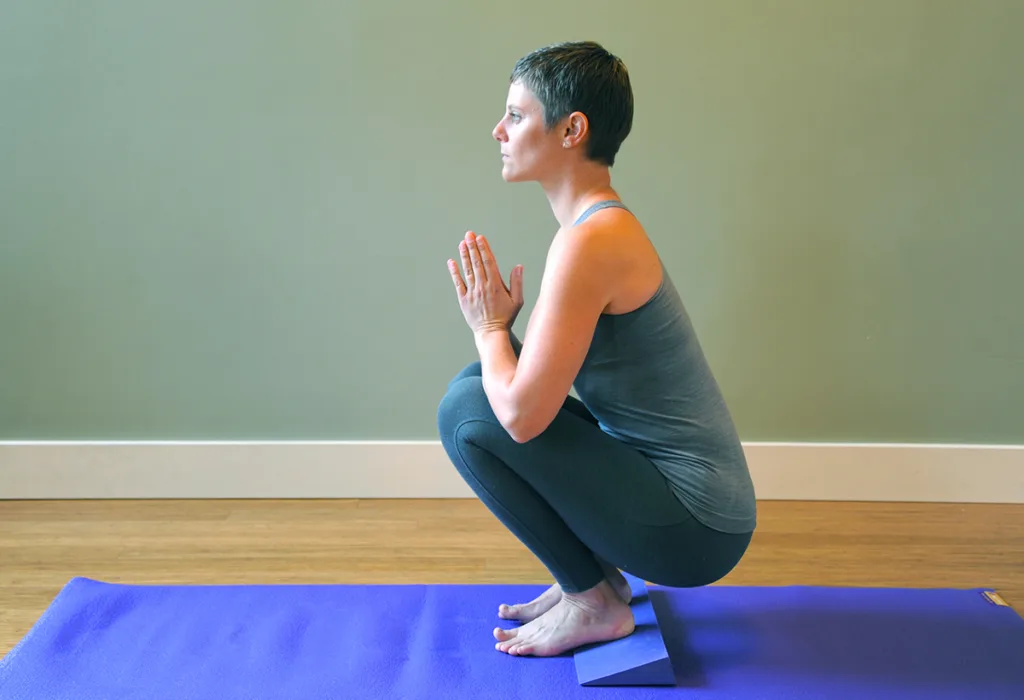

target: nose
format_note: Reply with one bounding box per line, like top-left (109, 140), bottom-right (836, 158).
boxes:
top-left (492, 120), bottom-right (506, 142)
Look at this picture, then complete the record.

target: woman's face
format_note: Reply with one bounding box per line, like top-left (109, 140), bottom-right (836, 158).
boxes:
top-left (492, 81), bottom-right (566, 183)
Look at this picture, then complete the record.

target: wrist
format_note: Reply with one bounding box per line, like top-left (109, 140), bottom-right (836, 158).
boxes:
top-left (474, 324), bottom-right (509, 341)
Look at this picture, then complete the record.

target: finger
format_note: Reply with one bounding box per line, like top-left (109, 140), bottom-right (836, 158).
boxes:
top-left (466, 232), bottom-right (487, 283)
top-left (476, 235), bottom-right (500, 281)
top-left (459, 241), bottom-right (474, 286)
top-left (510, 264), bottom-right (524, 305)
top-left (448, 259), bottom-right (466, 296)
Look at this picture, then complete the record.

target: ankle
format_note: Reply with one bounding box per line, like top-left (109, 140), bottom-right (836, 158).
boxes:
top-left (564, 579), bottom-right (622, 611)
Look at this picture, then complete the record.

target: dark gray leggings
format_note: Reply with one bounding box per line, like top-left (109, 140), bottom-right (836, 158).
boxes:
top-left (436, 361), bottom-right (752, 593)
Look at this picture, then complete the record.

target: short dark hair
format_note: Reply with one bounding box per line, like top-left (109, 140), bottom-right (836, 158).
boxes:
top-left (509, 41), bottom-right (633, 167)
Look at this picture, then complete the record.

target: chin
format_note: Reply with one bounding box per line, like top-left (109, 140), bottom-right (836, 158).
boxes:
top-left (500, 167), bottom-right (528, 184)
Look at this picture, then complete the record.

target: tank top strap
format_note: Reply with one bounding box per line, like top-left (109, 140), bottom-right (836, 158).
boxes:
top-left (573, 200), bottom-right (631, 226)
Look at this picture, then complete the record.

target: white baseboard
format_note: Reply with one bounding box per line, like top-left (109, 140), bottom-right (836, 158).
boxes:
top-left (0, 441), bottom-right (1022, 503)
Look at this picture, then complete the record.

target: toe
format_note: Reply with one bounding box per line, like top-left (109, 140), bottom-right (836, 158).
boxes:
top-left (496, 639), bottom-right (517, 654)
top-left (493, 626), bottom-right (517, 642)
top-left (511, 638), bottom-right (537, 656)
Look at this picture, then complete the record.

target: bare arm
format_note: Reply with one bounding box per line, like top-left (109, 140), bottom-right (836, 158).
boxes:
top-left (475, 231), bottom-right (612, 443)
top-left (508, 327), bottom-right (524, 357)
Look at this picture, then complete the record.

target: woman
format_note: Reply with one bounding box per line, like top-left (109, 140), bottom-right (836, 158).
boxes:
top-left (438, 41), bottom-right (756, 658)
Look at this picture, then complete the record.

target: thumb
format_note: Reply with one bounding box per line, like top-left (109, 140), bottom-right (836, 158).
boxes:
top-left (510, 265), bottom-right (524, 305)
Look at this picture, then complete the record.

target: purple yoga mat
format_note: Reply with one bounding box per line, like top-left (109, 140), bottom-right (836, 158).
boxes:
top-left (2, 577), bottom-right (1022, 699)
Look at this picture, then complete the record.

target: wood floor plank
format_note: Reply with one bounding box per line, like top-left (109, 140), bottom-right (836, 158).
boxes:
top-left (1, 498), bottom-right (1021, 656)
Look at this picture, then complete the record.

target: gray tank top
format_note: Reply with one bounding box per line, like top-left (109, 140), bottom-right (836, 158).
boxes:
top-left (570, 200), bottom-right (757, 534)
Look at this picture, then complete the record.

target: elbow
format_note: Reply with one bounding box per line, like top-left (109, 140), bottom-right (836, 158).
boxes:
top-left (507, 428), bottom-right (537, 444)
top-left (503, 410), bottom-right (548, 444)
top-left (502, 413), bottom-right (533, 444)
top-left (497, 388), bottom-right (556, 444)
top-left (507, 425), bottom-right (536, 444)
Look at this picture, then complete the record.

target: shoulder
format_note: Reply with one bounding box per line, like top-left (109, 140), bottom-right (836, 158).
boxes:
top-left (547, 208), bottom-right (639, 276)
top-left (542, 208), bottom-right (655, 310)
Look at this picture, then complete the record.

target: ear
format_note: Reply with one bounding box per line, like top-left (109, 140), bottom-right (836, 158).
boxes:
top-left (562, 111), bottom-right (589, 148)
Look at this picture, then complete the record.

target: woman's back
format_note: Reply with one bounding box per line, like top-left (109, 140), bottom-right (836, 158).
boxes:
top-left (568, 202), bottom-right (758, 535)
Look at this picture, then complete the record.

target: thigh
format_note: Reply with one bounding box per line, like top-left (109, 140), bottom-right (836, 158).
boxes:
top-left (513, 418), bottom-right (751, 588)
top-left (492, 404), bottom-right (692, 533)
top-left (444, 375), bottom-right (692, 553)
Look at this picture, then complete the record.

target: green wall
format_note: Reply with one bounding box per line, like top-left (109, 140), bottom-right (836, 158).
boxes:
top-left (2, 1), bottom-right (1021, 443)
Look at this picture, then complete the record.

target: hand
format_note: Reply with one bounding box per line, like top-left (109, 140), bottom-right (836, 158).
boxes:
top-left (448, 231), bottom-right (524, 336)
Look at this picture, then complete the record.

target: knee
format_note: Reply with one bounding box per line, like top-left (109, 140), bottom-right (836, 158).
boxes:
top-left (437, 373), bottom-right (491, 441)
top-left (446, 361), bottom-right (482, 392)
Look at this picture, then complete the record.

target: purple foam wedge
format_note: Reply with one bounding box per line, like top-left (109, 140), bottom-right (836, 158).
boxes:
top-left (573, 572), bottom-right (675, 686)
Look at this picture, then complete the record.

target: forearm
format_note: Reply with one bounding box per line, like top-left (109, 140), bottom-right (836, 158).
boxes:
top-left (508, 327), bottom-right (524, 358)
top-left (474, 328), bottom-right (523, 438)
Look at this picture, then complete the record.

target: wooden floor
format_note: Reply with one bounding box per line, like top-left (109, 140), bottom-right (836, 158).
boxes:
top-left (1, 498), bottom-right (1022, 656)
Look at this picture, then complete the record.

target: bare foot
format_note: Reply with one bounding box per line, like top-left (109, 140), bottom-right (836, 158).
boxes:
top-left (604, 566), bottom-right (634, 606)
top-left (497, 568), bottom-right (632, 622)
top-left (498, 582), bottom-right (562, 622)
top-left (493, 579), bottom-right (635, 656)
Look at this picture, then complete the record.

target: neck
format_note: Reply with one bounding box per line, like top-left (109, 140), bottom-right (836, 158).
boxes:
top-left (538, 160), bottom-right (618, 229)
